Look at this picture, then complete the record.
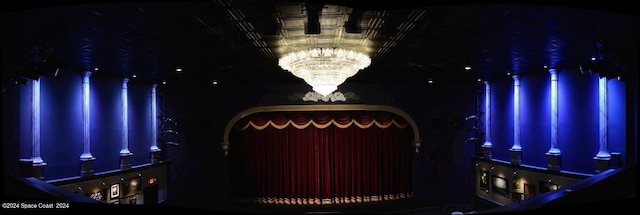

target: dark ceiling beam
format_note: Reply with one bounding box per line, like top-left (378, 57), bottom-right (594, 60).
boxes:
top-left (304, 2), bottom-right (324, 34)
top-left (345, 8), bottom-right (364, 33)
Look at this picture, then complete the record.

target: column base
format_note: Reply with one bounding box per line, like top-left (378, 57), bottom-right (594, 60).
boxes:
top-left (120, 153), bottom-right (133, 170)
top-left (150, 150), bottom-right (161, 164)
top-left (80, 158), bottom-right (96, 177)
top-left (545, 153), bottom-right (561, 171)
top-left (510, 149), bottom-right (522, 165)
top-left (482, 146), bottom-right (493, 160)
top-left (19, 159), bottom-right (47, 180)
top-left (593, 157), bottom-right (611, 173)
top-left (610, 152), bottom-right (622, 169)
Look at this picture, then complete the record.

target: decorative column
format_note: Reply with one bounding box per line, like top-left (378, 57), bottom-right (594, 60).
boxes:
top-left (80, 71), bottom-right (95, 176)
top-left (510, 75), bottom-right (522, 165)
top-left (594, 76), bottom-right (611, 172)
top-left (482, 80), bottom-right (493, 159)
top-left (150, 84), bottom-right (161, 163)
top-left (24, 79), bottom-right (47, 179)
top-left (120, 78), bottom-right (133, 169)
top-left (546, 69), bottom-right (561, 171)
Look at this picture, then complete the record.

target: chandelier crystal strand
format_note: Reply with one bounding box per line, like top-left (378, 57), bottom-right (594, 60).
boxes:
top-left (279, 48), bottom-right (371, 96)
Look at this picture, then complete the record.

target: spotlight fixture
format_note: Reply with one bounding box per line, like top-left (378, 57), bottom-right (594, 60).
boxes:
top-left (464, 65), bottom-right (471, 71)
top-left (12, 77), bottom-right (28, 85)
top-left (465, 114), bottom-right (478, 121)
top-left (163, 129), bottom-right (178, 135)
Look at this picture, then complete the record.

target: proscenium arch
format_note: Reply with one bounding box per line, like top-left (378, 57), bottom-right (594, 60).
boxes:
top-left (221, 104), bottom-right (421, 156)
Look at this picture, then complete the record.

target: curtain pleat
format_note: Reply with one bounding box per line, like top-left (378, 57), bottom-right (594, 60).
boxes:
top-left (230, 111), bottom-right (413, 204)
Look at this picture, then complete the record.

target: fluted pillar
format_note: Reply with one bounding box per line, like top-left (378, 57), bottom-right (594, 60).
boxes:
top-left (546, 69), bottom-right (561, 171)
top-left (150, 84), bottom-right (161, 163)
top-left (510, 75), bottom-right (522, 165)
top-left (80, 71), bottom-right (95, 176)
top-left (482, 80), bottom-right (493, 159)
top-left (30, 79), bottom-right (46, 179)
top-left (594, 76), bottom-right (611, 172)
top-left (120, 78), bottom-right (133, 169)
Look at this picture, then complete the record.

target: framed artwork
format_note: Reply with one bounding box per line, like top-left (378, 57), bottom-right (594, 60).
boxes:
top-left (110, 183), bottom-right (120, 199)
top-left (87, 188), bottom-right (107, 202)
top-left (539, 181), bottom-right (559, 194)
top-left (479, 169), bottom-right (489, 191)
top-left (524, 183), bottom-right (536, 199)
top-left (124, 177), bottom-right (142, 197)
top-left (492, 175), bottom-right (509, 196)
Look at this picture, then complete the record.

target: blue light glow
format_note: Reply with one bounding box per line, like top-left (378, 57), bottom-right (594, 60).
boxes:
top-left (547, 69), bottom-right (560, 155)
top-left (483, 81), bottom-right (492, 148)
top-left (31, 79), bottom-right (44, 164)
top-left (595, 76), bottom-right (610, 158)
top-left (80, 71), bottom-right (94, 160)
top-left (512, 75), bottom-right (521, 151)
top-left (150, 84), bottom-right (159, 152)
top-left (120, 78), bottom-right (131, 155)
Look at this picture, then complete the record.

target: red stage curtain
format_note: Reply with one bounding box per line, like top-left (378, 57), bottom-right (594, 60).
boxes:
top-left (229, 111), bottom-right (413, 205)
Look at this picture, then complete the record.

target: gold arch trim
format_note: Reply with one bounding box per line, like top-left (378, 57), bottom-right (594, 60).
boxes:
top-left (236, 118), bottom-right (408, 130)
top-left (222, 104), bottom-right (421, 156)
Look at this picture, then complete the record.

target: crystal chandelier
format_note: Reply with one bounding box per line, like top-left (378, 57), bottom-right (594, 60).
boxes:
top-left (278, 48), bottom-right (371, 96)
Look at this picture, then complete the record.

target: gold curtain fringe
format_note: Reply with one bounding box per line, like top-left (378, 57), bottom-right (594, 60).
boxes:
top-left (248, 193), bottom-right (413, 205)
top-left (237, 119), bottom-right (408, 131)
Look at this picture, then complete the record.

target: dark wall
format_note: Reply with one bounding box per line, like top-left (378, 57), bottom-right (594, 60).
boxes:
top-left (14, 72), bottom-right (155, 180)
top-left (488, 70), bottom-right (626, 174)
top-left (3, 64), bottom-right (631, 210)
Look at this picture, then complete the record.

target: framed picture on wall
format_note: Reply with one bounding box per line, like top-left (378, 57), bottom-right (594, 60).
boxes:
top-left (479, 169), bottom-right (489, 191)
top-left (124, 177), bottom-right (141, 197)
top-left (110, 183), bottom-right (120, 199)
top-left (524, 183), bottom-right (536, 199)
top-left (87, 188), bottom-right (107, 202)
top-left (492, 175), bottom-right (509, 197)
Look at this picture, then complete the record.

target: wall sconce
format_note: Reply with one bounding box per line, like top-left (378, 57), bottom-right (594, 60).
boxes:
top-left (414, 140), bottom-right (422, 153)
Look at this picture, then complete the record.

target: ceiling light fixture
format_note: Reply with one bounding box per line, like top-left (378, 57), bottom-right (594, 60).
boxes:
top-left (278, 48), bottom-right (371, 96)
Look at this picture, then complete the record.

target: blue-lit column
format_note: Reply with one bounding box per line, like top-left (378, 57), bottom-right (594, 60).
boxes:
top-left (594, 76), bottom-right (611, 172)
top-left (482, 80), bottom-right (493, 159)
top-left (150, 84), bottom-right (161, 163)
top-left (80, 71), bottom-right (95, 177)
top-left (546, 69), bottom-right (561, 171)
top-left (120, 78), bottom-right (133, 169)
top-left (510, 75), bottom-right (522, 165)
top-left (31, 79), bottom-right (46, 179)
